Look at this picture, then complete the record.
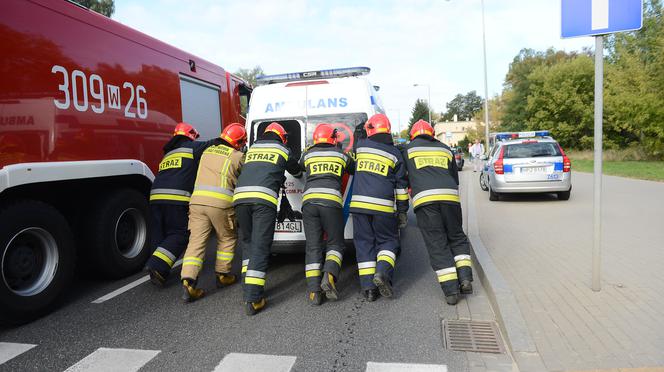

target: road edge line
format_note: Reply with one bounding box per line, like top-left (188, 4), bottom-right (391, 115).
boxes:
top-left (465, 171), bottom-right (546, 372)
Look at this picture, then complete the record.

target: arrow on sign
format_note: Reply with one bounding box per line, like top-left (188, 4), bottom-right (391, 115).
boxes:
top-left (592, 0), bottom-right (609, 30)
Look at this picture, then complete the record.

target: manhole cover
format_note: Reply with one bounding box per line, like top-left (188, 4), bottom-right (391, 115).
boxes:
top-left (442, 319), bottom-right (505, 354)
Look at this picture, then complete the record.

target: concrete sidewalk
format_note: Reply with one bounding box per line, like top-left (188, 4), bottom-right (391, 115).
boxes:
top-left (464, 170), bottom-right (664, 371)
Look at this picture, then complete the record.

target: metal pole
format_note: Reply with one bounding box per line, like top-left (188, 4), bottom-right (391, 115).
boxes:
top-left (480, 0), bottom-right (490, 153)
top-left (428, 85), bottom-right (432, 124)
top-left (592, 35), bottom-right (604, 292)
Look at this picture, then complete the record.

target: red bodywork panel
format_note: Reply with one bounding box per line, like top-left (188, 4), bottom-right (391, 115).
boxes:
top-left (0, 0), bottom-right (245, 174)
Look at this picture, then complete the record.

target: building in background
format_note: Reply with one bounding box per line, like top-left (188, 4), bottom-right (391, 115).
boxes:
top-left (434, 117), bottom-right (479, 147)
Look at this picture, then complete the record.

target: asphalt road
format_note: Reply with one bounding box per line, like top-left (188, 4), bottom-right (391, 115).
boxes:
top-left (0, 211), bottom-right (472, 371)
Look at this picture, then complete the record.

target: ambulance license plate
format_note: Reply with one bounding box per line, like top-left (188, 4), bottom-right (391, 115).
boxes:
top-left (275, 220), bottom-right (302, 233)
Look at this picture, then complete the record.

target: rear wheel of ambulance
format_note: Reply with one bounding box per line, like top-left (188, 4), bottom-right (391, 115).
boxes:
top-left (0, 200), bottom-right (75, 325)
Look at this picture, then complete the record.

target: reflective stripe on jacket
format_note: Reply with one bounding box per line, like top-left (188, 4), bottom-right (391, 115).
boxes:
top-left (150, 141), bottom-right (210, 205)
top-left (190, 142), bottom-right (244, 208)
top-left (299, 144), bottom-right (354, 208)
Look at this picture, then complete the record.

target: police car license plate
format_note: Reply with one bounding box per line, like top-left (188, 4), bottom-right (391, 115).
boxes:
top-left (521, 167), bottom-right (546, 173)
top-left (275, 220), bottom-right (302, 233)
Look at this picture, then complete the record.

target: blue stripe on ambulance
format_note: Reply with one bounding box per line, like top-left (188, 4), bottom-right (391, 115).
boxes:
top-left (342, 176), bottom-right (354, 225)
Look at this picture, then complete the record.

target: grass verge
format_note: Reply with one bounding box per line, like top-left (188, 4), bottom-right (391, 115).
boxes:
top-left (571, 158), bottom-right (664, 182)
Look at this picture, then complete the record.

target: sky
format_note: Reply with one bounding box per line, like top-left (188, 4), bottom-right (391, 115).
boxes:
top-left (113, 0), bottom-right (595, 130)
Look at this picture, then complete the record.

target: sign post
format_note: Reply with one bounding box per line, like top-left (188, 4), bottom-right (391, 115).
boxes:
top-left (561, 0), bottom-right (643, 292)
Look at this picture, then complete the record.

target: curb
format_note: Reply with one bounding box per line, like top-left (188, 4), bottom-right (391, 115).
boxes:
top-left (465, 173), bottom-right (547, 372)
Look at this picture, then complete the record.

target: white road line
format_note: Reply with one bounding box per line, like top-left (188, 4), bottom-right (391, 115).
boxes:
top-left (91, 259), bottom-right (182, 304)
top-left (366, 362), bottom-right (448, 372)
top-left (213, 353), bottom-right (296, 372)
top-left (64, 348), bottom-right (160, 372)
top-left (0, 342), bottom-right (36, 365)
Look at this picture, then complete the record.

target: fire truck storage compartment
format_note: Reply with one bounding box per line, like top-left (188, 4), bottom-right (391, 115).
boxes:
top-left (179, 75), bottom-right (223, 140)
top-left (251, 120), bottom-right (302, 161)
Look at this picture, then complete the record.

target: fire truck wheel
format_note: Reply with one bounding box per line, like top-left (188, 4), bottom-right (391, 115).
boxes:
top-left (0, 200), bottom-right (75, 325)
top-left (85, 188), bottom-right (150, 278)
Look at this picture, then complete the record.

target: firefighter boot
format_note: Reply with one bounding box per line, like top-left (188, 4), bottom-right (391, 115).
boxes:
top-left (308, 291), bottom-right (323, 306)
top-left (148, 269), bottom-right (166, 287)
top-left (245, 298), bottom-right (267, 316)
top-left (363, 288), bottom-right (380, 302)
top-left (216, 273), bottom-right (237, 288)
top-left (320, 272), bottom-right (339, 301)
top-left (460, 280), bottom-right (473, 295)
top-left (372, 272), bottom-right (393, 298)
top-left (181, 279), bottom-right (205, 303)
top-left (445, 294), bottom-right (459, 305)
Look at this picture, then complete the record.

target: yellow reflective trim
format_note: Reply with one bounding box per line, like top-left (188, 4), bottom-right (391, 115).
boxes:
top-left (192, 190), bottom-right (233, 202)
top-left (357, 153), bottom-right (395, 168)
top-left (303, 193), bottom-right (343, 205)
top-left (233, 192), bottom-right (278, 205)
top-left (377, 255), bottom-right (395, 267)
top-left (455, 259), bottom-right (472, 268)
top-left (326, 254), bottom-right (342, 266)
top-left (183, 260), bottom-right (202, 268)
top-left (152, 251), bottom-right (174, 267)
top-left (413, 194), bottom-right (460, 208)
top-left (241, 266), bottom-right (248, 273)
top-left (305, 270), bottom-right (322, 278)
top-left (358, 267), bottom-right (376, 276)
top-left (350, 201), bottom-right (395, 214)
top-left (304, 156), bottom-right (347, 167)
top-left (163, 152), bottom-right (194, 160)
top-left (248, 147), bottom-right (288, 160)
top-left (245, 277), bottom-right (266, 286)
top-left (438, 272), bottom-right (458, 282)
top-left (150, 194), bottom-right (191, 202)
top-left (395, 194), bottom-right (410, 201)
top-left (408, 151), bottom-right (452, 160)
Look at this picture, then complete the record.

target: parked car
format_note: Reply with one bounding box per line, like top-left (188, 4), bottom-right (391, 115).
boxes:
top-left (486, 131), bottom-right (572, 201)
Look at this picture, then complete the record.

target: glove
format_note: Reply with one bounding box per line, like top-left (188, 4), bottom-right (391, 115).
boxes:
top-left (398, 212), bottom-right (408, 229)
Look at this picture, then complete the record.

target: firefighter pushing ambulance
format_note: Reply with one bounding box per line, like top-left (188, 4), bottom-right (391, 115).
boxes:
top-left (179, 123), bottom-right (247, 302)
top-left (349, 114), bottom-right (409, 301)
top-left (299, 124), bottom-right (354, 305)
top-left (403, 120), bottom-right (473, 305)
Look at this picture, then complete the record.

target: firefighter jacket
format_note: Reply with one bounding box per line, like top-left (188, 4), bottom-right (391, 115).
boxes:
top-left (233, 139), bottom-right (302, 209)
top-left (150, 140), bottom-right (211, 205)
top-left (403, 135), bottom-right (460, 210)
top-left (189, 139), bottom-right (245, 209)
top-left (349, 136), bottom-right (409, 215)
top-left (299, 143), bottom-right (355, 209)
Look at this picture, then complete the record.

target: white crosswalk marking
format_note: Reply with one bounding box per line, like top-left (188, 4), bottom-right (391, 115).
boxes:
top-left (366, 362), bottom-right (448, 372)
top-left (64, 347), bottom-right (160, 372)
top-left (213, 353), bottom-right (296, 372)
top-left (0, 342), bottom-right (36, 365)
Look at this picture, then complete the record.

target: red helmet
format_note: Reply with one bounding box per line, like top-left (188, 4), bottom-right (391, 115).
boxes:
top-left (410, 119), bottom-right (435, 140)
top-left (264, 122), bottom-right (287, 144)
top-left (221, 123), bottom-right (247, 149)
top-left (313, 123), bottom-right (338, 145)
top-left (364, 113), bottom-right (391, 137)
top-left (173, 122), bottom-right (200, 140)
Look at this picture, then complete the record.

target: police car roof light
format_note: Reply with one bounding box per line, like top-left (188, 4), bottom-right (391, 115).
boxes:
top-left (256, 67), bottom-right (371, 85)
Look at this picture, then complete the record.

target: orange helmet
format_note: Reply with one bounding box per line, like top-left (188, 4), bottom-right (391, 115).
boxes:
top-left (410, 119), bottom-right (434, 140)
top-left (221, 123), bottom-right (247, 149)
top-left (364, 113), bottom-right (391, 137)
top-left (173, 122), bottom-right (200, 140)
top-left (264, 122), bottom-right (287, 144)
top-left (313, 123), bottom-right (338, 145)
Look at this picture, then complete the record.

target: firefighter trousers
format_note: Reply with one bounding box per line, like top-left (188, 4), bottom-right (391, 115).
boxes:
top-left (415, 202), bottom-right (473, 296)
top-left (302, 204), bottom-right (345, 292)
top-left (352, 212), bottom-right (400, 290)
top-left (236, 204), bottom-right (277, 303)
top-left (145, 203), bottom-right (190, 278)
top-left (180, 204), bottom-right (237, 281)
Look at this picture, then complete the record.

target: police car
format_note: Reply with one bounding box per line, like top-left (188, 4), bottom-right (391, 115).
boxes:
top-left (486, 131), bottom-right (572, 201)
top-left (245, 67), bottom-right (385, 251)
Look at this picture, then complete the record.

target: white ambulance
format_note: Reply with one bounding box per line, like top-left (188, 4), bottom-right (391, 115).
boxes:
top-left (245, 67), bottom-right (385, 251)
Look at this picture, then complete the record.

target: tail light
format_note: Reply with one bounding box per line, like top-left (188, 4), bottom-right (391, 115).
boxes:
top-left (558, 144), bottom-right (571, 172)
top-left (494, 146), bottom-right (505, 175)
top-left (455, 153), bottom-right (461, 160)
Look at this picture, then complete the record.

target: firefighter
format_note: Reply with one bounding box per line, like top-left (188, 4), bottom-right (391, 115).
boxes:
top-left (299, 124), bottom-right (354, 305)
top-left (233, 122), bottom-right (302, 315)
top-left (145, 122), bottom-right (210, 286)
top-left (403, 120), bottom-right (473, 305)
top-left (179, 123), bottom-right (247, 302)
top-left (349, 114), bottom-right (409, 301)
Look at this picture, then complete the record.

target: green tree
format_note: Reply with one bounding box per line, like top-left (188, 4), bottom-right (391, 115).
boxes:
top-left (408, 99), bottom-right (431, 132)
top-left (234, 65), bottom-right (264, 87)
top-left (442, 91), bottom-right (483, 121)
top-left (72, 0), bottom-right (115, 17)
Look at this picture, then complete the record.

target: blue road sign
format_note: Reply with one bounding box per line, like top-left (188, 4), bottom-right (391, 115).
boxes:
top-left (561, 0), bottom-right (643, 38)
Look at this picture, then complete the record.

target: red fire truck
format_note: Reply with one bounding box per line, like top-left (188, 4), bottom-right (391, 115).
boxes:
top-left (0, 0), bottom-right (251, 324)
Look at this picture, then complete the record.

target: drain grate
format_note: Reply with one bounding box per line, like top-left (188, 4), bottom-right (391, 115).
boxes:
top-left (443, 319), bottom-right (505, 354)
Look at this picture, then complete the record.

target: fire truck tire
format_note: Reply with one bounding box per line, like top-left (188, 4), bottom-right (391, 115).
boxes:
top-left (84, 188), bottom-right (150, 278)
top-left (0, 200), bottom-right (75, 325)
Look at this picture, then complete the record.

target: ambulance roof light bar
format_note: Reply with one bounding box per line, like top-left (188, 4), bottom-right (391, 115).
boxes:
top-left (495, 130), bottom-right (550, 141)
top-left (256, 67), bottom-right (371, 85)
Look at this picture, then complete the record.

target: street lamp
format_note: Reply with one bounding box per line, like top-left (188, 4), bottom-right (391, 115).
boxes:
top-left (413, 83), bottom-right (432, 124)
